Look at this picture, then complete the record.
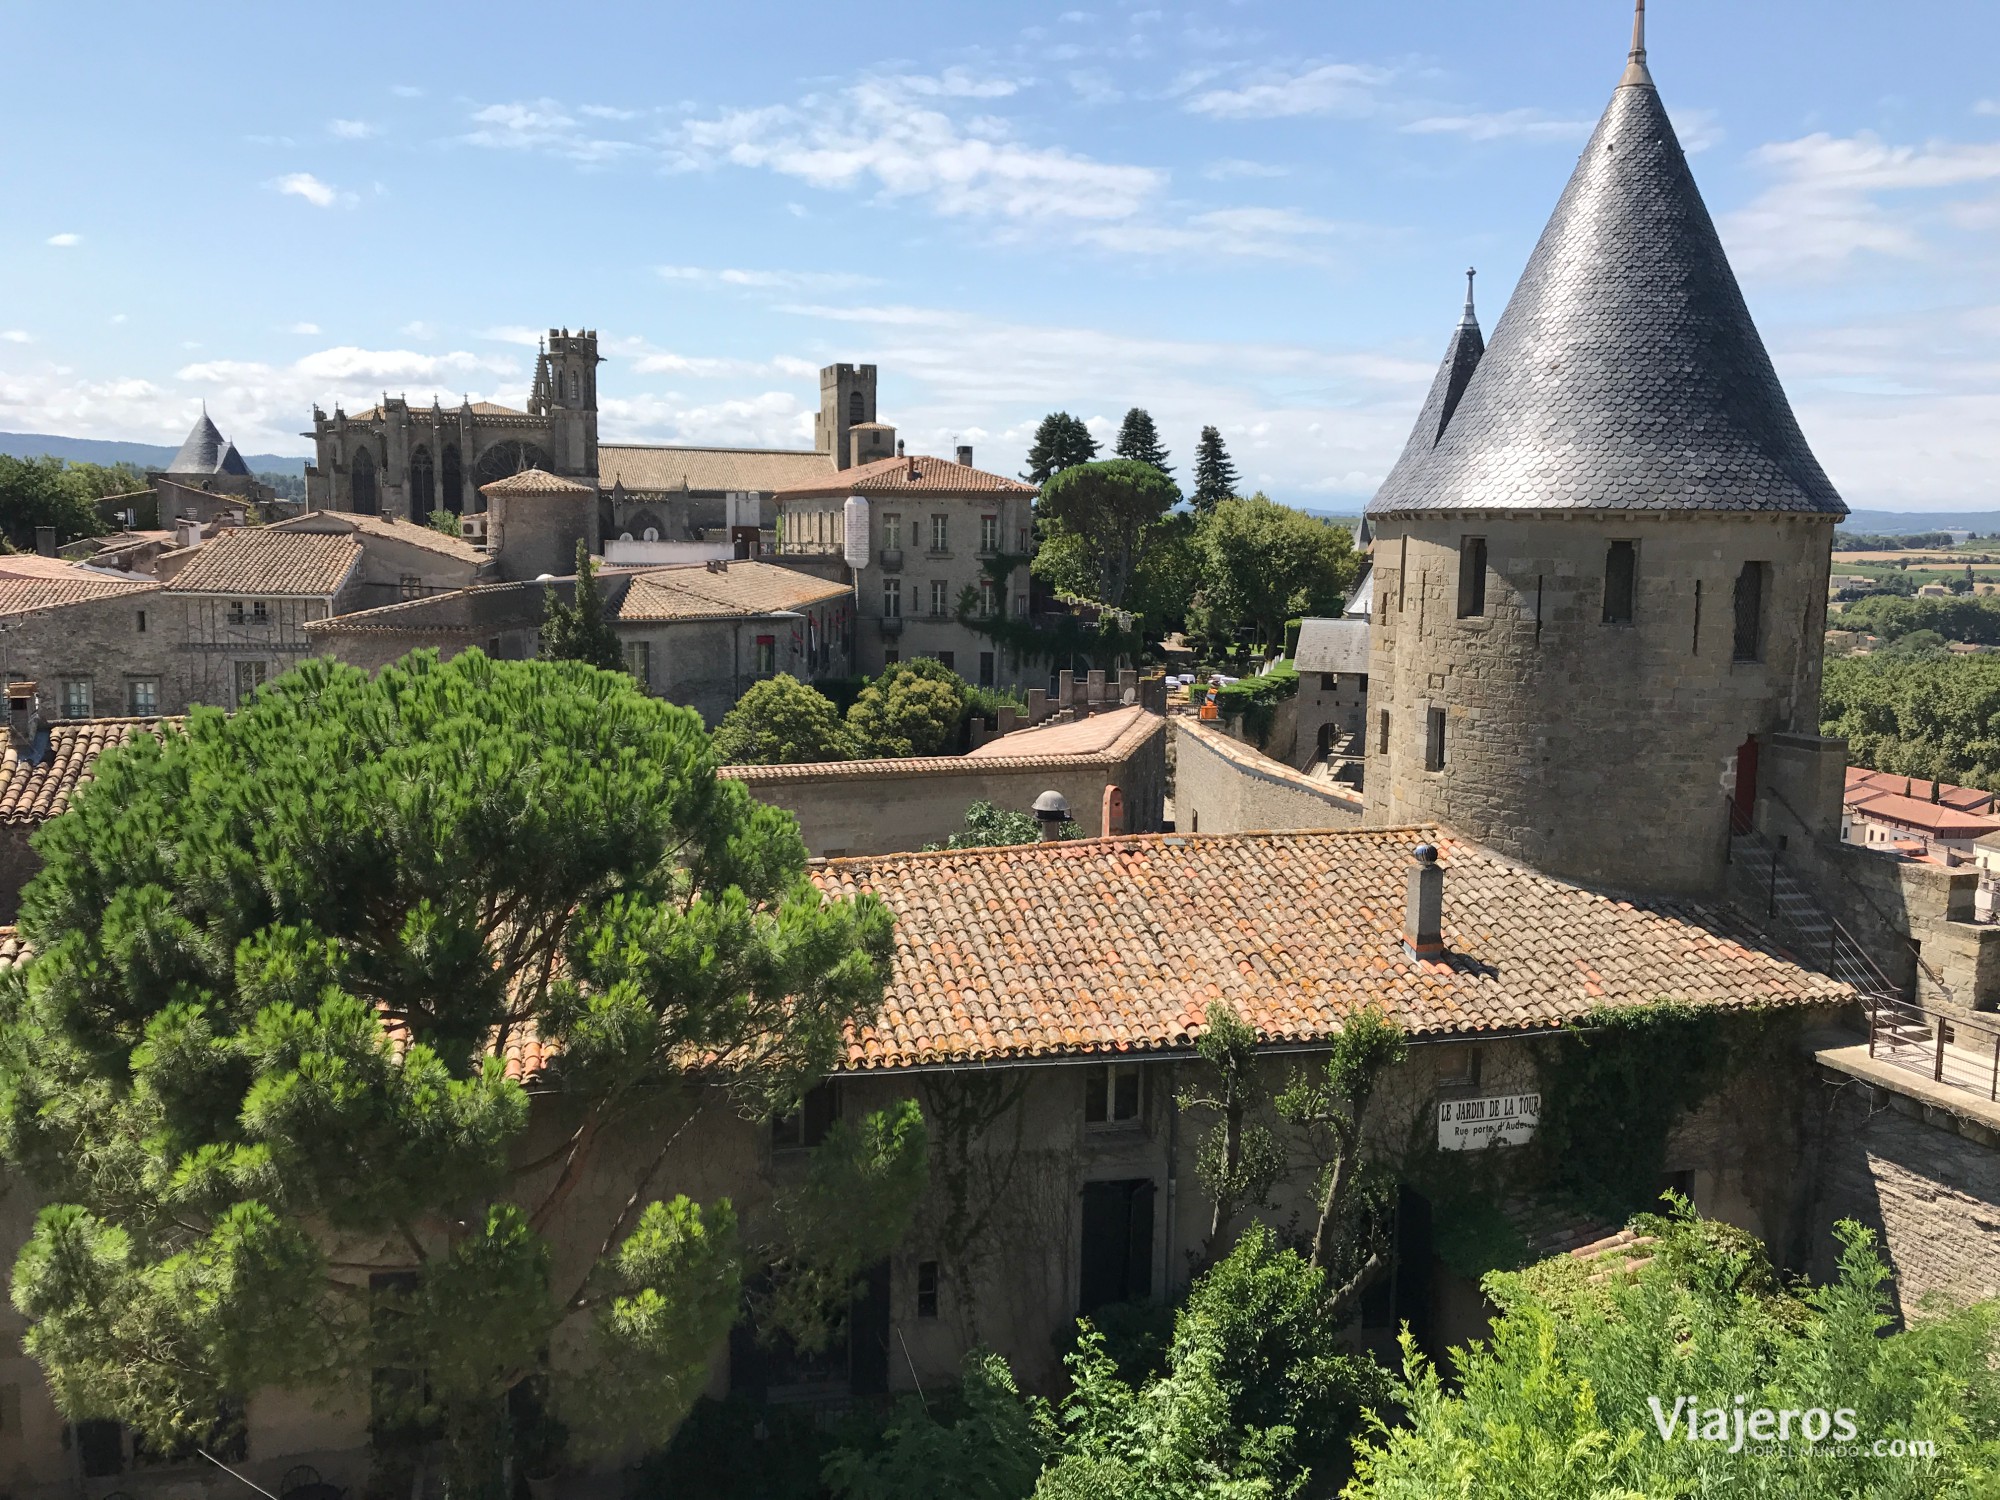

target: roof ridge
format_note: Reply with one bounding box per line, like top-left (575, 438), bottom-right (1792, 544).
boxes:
top-left (817, 822), bottom-right (1446, 870)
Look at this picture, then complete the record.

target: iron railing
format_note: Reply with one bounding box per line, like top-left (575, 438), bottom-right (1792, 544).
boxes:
top-left (1867, 991), bottom-right (2000, 1103)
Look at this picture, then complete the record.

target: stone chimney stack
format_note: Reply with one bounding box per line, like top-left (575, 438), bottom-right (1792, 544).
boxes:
top-left (1033, 789), bottom-right (1072, 842)
top-left (33, 527), bottom-right (55, 557)
top-left (1403, 843), bottom-right (1444, 961)
top-left (955, 444), bottom-right (973, 467)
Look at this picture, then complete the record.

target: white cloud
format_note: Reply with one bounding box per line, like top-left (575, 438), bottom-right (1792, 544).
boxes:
top-left (1402, 109), bottom-right (1591, 143)
top-left (1, 331), bottom-right (30, 344)
top-left (1671, 107), bottom-right (1725, 154)
top-left (391, 84), bottom-right (424, 99)
top-left (401, 320), bottom-right (435, 338)
top-left (894, 67), bottom-right (1020, 99)
top-left (1183, 62), bottom-right (1392, 120)
top-left (1066, 70), bottom-right (1124, 106)
top-left (46, 233), bottom-right (79, 247)
top-left (1205, 157), bottom-right (1288, 180)
top-left (108, 314), bottom-right (127, 325)
top-left (579, 104), bottom-right (642, 120)
top-left (273, 172), bottom-right (347, 208)
top-left (290, 322), bottom-right (321, 335)
top-left (462, 99), bottom-right (637, 163)
top-left (1977, 100), bottom-right (1999, 117)
top-left (667, 75), bottom-right (1164, 223)
top-left (1722, 132), bottom-right (2000, 278)
top-left (656, 265), bottom-right (878, 291)
top-left (329, 118), bottom-right (377, 139)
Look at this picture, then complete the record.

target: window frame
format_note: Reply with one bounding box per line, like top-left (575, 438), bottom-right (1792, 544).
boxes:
top-left (1733, 561), bottom-right (1769, 663)
top-left (626, 639), bottom-right (652, 688)
top-left (1083, 1061), bottom-right (1145, 1130)
top-left (754, 634), bottom-right (777, 676)
top-left (1456, 536), bottom-right (1488, 619)
top-left (126, 677), bottom-right (159, 717)
top-left (979, 513), bottom-right (999, 554)
top-left (882, 577), bottom-right (902, 618)
top-left (60, 677), bottom-right (92, 720)
top-left (930, 514), bottom-right (949, 554)
top-left (771, 1082), bottom-right (838, 1152)
top-left (1602, 539), bottom-right (1637, 625)
top-left (930, 579), bottom-right (949, 618)
top-left (1424, 705), bottom-right (1447, 772)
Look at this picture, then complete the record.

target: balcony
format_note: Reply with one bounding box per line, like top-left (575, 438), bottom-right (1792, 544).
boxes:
top-left (878, 548), bottom-right (904, 571)
top-left (879, 615), bottom-right (904, 637)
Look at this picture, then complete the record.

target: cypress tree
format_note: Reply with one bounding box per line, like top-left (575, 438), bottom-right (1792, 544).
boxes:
top-left (1114, 407), bottom-right (1172, 475)
top-left (540, 540), bottom-right (625, 672)
top-left (1192, 425), bottom-right (1241, 515)
top-left (1022, 412), bottom-right (1101, 483)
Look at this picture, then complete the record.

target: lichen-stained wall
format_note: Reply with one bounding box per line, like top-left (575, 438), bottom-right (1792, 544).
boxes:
top-left (1363, 511), bottom-right (1835, 896)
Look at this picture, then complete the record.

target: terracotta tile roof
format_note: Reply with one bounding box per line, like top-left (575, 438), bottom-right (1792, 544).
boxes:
top-left (1845, 766), bottom-right (1995, 816)
top-left (0, 569), bottom-right (158, 616)
top-left (478, 467), bottom-right (595, 497)
top-left (964, 705), bottom-right (1151, 760)
top-left (720, 710), bottom-right (1164, 785)
top-left (599, 444), bottom-right (835, 494)
top-left (1844, 790), bottom-right (2000, 842)
top-left (809, 827), bottom-right (1852, 1070)
top-left (272, 510), bottom-right (487, 566)
top-left (0, 717), bottom-right (174, 826)
top-left (774, 452), bottom-right (1037, 501)
top-left (617, 561), bottom-right (850, 622)
top-left (165, 529), bottom-right (362, 597)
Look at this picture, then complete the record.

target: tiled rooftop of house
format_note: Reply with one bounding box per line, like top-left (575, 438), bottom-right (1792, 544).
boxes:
top-left (1846, 766), bottom-right (1995, 816)
top-left (617, 561), bottom-right (850, 622)
top-left (273, 510), bottom-right (487, 565)
top-left (165, 528), bottom-right (362, 597)
top-left (719, 707), bottom-right (1163, 784)
top-left (810, 827), bottom-right (1853, 1070)
top-left (962, 704), bottom-right (1153, 760)
top-left (0, 718), bottom-right (173, 826)
top-left (478, 467), bottom-right (595, 497)
top-left (774, 452), bottom-right (1037, 500)
top-left (0, 562), bottom-right (158, 616)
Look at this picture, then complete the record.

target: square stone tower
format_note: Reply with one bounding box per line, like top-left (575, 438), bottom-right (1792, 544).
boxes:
top-left (539, 328), bottom-right (601, 479)
top-left (815, 363), bottom-right (878, 471)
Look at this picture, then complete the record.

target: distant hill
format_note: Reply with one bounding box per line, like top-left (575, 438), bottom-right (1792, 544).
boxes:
top-left (1844, 509), bottom-right (2000, 535)
top-left (0, 430), bottom-right (308, 477)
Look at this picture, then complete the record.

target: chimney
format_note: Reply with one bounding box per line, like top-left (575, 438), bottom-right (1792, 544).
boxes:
top-left (33, 527), bottom-right (55, 557)
top-left (896, 439), bottom-right (906, 457)
top-left (955, 444), bottom-right (973, 467)
top-left (1403, 843), bottom-right (1445, 961)
top-left (1032, 789), bottom-right (1072, 842)
top-left (178, 517), bottom-right (203, 550)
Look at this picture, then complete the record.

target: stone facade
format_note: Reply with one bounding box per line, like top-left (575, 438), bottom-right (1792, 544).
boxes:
top-left (1, 588), bottom-right (179, 720)
top-left (1173, 718), bottom-right (1362, 836)
top-left (1364, 512), bottom-right (1835, 896)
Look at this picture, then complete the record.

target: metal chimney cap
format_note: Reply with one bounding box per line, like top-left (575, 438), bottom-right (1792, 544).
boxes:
top-left (1412, 843), bottom-right (1439, 865)
top-left (1033, 790), bottom-right (1072, 817)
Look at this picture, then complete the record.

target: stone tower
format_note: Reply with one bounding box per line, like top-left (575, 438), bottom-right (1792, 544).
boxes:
top-left (1361, 3), bottom-right (1845, 898)
top-left (531, 328), bottom-right (601, 478)
top-left (815, 363), bottom-right (878, 471)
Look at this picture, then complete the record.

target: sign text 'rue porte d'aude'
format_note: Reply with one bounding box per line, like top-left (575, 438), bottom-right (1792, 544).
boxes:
top-left (1437, 1092), bottom-right (1541, 1151)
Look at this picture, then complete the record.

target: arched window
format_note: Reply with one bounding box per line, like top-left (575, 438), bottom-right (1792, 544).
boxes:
top-left (441, 444), bottom-right (464, 515)
top-left (350, 447), bottom-right (378, 515)
top-left (408, 445), bottom-right (436, 523)
top-left (569, 370), bottom-right (581, 404)
top-left (848, 389), bottom-right (865, 424)
top-left (643, 526), bottom-right (659, 542)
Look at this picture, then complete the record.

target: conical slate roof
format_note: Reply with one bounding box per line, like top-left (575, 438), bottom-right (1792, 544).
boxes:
top-left (167, 411), bottom-right (228, 475)
top-left (217, 440), bottom-right (252, 477)
top-left (1373, 273), bottom-right (1485, 512)
top-left (1368, 32), bottom-right (1844, 519)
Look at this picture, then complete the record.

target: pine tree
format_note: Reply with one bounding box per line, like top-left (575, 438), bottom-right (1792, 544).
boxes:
top-left (540, 541), bottom-right (625, 673)
top-left (1022, 412), bottom-right (1101, 483)
top-left (1192, 426), bottom-right (1241, 515)
top-left (1114, 408), bottom-right (1172, 475)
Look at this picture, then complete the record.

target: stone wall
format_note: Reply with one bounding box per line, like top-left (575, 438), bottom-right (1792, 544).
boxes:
top-left (1364, 511), bottom-right (1835, 897)
top-left (1173, 717), bottom-right (1362, 836)
top-left (3, 589), bottom-right (181, 717)
top-left (725, 713), bottom-right (1167, 856)
top-left (1807, 1061), bottom-right (2000, 1317)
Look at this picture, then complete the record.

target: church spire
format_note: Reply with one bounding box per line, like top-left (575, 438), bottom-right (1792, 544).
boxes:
top-left (1459, 267), bottom-right (1479, 330)
top-left (1620, 0), bottom-right (1652, 88)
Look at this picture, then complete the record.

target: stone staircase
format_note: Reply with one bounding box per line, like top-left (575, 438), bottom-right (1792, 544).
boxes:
top-left (1726, 828), bottom-right (1900, 1001)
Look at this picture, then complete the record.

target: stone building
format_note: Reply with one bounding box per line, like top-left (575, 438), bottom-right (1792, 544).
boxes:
top-left (1360, 16), bottom-right (1843, 898)
top-left (0, 557), bottom-right (170, 722)
top-left (1291, 616), bottom-right (1370, 774)
top-left (774, 449), bottom-right (1037, 686)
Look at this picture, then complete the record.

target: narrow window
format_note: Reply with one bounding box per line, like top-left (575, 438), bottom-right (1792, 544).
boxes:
top-left (60, 677), bottom-right (92, 720)
top-left (980, 514), bottom-right (999, 553)
top-left (1397, 534), bottom-right (1409, 612)
top-left (1425, 706), bottom-right (1446, 771)
top-left (1378, 708), bottom-right (1390, 755)
top-left (930, 580), bottom-right (948, 616)
top-left (1084, 1063), bottom-right (1144, 1127)
top-left (979, 651), bottom-right (995, 687)
top-left (883, 513), bottom-right (901, 550)
top-left (227, 600), bottom-right (246, 625)
top-left (1456, 536), bottom-right (1487, 618)
top-left (252, 600), bottom-right (269, 624)
top-left (772, 1083), bottom-right (837, 1151)
top-left (233, 660), bottom-right (267, 706)
top-left (135, 609), bottom-right (147, 633)
top-left (1692, 578), bottom-right (1703, 654)
top-left (848, 389), bottom-right (865, 424)
top-left (882, 577), bottom-right (901, 617)
top-left (754, 634), bottom-right (776, 675)
top-left (931, 515), bottom-right (949, 553)
top-left (1733, 562), bottom-right (1767, 662)
top-left (1602, 541), bottom-right (1636, 624)
top-left (625, 640), bottom-right (651, 688)
top-left (569, 370), bottom-right (580, 404)
top-left (978, 578), bottom-right (996, 618)
top-left (916, 1261), bottom-right (940, 1319)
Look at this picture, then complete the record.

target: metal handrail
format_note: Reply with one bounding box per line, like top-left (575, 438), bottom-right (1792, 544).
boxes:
top-left (1724, 800), bottom-right (1904, 1001)
top-left (1867, 989), bottom-right (2000, 1103)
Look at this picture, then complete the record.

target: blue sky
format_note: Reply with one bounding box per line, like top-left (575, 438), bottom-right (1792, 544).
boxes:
top-left (3, 0), bottom-right (1997, 510)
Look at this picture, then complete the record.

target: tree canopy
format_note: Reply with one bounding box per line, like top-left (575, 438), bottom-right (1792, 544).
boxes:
top-left (1839, 592), bottom-right (2000, 646)
top-left (0, 454), bottom-right (115, 551)
top-left (1821, 654), bottom-right (2000, 791)
top-left (539, 541), bottom-right (625, 672)
top-left (1194, 495), bottom-right (1359, 650)
top-left (1113, 408), bottom-right (1172, 476)
top-left (714, 674), bottom-right (853, 764)
top-left (1347, 1210), bottom-right (2000, 1498)
top-left (0, 652), bottom-right (920, 1486)
top-left (847, 659), bottom-right (969, 758)
top-left (1190, 427), bottom-right (1240, 516)
top-left (1021, 413), bottom-right (1101, 485)
top-left (1033, 460), bottom-right (1182, 612)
